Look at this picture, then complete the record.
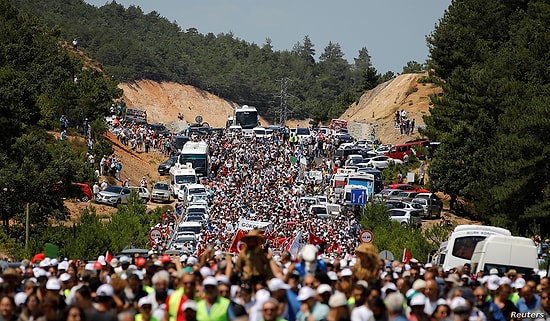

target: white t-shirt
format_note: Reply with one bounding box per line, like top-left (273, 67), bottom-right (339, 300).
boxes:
top-left (351, 305), bottom-right (375, 321)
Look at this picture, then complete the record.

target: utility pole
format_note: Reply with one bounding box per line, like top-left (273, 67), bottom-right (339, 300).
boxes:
top-left (25, 203), bottom-right (29, 250)
top-left (276, 77), bottom-right (292, 126)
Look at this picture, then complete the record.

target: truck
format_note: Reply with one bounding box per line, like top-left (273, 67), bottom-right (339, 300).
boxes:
top-left (169, 164), bottom-right (198, 198)
top-left (124, 108), bottom-right (147, 123)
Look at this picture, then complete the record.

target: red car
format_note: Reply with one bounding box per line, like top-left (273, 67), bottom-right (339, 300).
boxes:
top-left (53, 182), bottom-right (93, 202)
top-left (72, 183), bottom-right (94, 202)
top-left (386, 184), bottom-right (429, 193)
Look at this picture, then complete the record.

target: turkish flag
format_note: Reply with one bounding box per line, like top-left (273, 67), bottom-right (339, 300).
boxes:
top-left (31, 253), bottom-right (45, 264)
top-left (308, 228), bottom-right (325, 246)
top-left (229, 230), bottom-right (247, 253)
top-left (105, 251), bottom-right (113, 264)
top-left (402, 248), bottom-right (412, 264)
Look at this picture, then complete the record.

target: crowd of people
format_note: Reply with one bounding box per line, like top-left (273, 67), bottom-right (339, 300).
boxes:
top-left (1, 241), bottom-right (549, 321)
top-left (21, 117), bottom-right (546, 321)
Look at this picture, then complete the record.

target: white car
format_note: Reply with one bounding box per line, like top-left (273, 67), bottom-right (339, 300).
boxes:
top-left (364, 156), bottom-right (403, 169)
top-left (178, 183), bottom-right (207, 202)
top-left (375, 145), bottom-right (392, 155)
top-left (129, 186), bottom-right (150, 203)
top-left (387, 208), bottom-right (422, 227)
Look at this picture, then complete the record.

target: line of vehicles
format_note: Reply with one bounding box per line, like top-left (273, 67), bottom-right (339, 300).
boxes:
top-left (430, 224), bottom-right (541, 276)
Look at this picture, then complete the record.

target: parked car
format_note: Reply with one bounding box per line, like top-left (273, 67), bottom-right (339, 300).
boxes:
top-left (129, 186), bottom-right (150, 203)
top-left (374, 189), bottom-right (403, 202)
top-left (146, 123), bottom-right (171, 136)
top-left (413, 193), bottom-right (443, 219)
top-left (384, 200), bottom-right (424, 212)
top-left (151, 182), bottom-right (171, 203)
top-left (96, 186), bottom-right (131, 206)
top-left (158, 156), bottom-right (178, 175)
top-left (335, 133), bottom-right (354, 145)
top-left (363, 156), bottom-right (403, 170)
top-left (72, 183), bottom-right (93, 202)
top-left (388, 208), bottom-right (422, 227)
top-left (387, 191), bottom-right (419, 202)
top-left (387, 184), bottom-right (429, 193)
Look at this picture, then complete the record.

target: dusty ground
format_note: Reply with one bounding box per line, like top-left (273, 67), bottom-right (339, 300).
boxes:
top-left (344, 73), bottom-right (442, 144)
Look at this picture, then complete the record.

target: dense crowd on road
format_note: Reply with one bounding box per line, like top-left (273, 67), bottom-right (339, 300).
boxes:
top-left (1, 241), bottom-right (549, 321)
top-left (5, 119), bottom-right (546, 321)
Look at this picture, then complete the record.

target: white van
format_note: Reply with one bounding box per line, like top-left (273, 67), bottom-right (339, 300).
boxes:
top-left (169, 165), bottom-right (197, 198)
top-left (470, 235), bottom-right (538, 276)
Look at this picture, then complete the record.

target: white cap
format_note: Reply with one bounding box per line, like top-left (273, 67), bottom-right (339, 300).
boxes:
top-left (327, 271), bottom-right (338, 281)
top-left (14, 292), bottom-right (27, 306)
top-left (489, 268), bottom-right (499, 275)
top-left (199, 266), bottom-right (212, 277)
top-left (202, 276), bottom-right (218, 287)
top-left (58, 261), bottom-right (69, 271)
top-left (182, 300), bottom-right (197, 311)
top-left (341, 268), bottom-right (352, 277)
top-left (500, 276), bottom-right (512, 285)
top-left (412, 279), bottom-right (427, 291)
top-left (328, 292), bottom-right (347, 308)
top-left (50, 259), bottom-right (59, 266)
top-left (215, 275), bottom-right (230, 286)
top-left (96, 284), bottom-right (114, 297)
top-left (187, 257), bottom-right (197, 266)
top-left (297, 287), bottom-right (315, 301)
top-left (410, 293), bottom-right (427, 307)
top-left (138, 296), bottom-right (154, 307)
top-left (317, 284), bottom-right (332, 294)
top-left (382, 282), bottom-right (398, 293)
top-left (487, 275), bottom-right (500, 291)
top-left (46, 278), bottom-right (61, 291)
top-left (513, 278), bottom-right (526, 289)
top-left (450, 297), bottom-right (468, 311)
top-left (268, 278), bottom-right (290, 292)
top-left (59, 273), bottom-right (71, 282)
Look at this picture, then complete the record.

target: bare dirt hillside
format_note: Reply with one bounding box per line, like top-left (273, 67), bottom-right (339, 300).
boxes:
top-left (119, 81), bottom-right (238, 128)
top-left (343, 73), bottom-right (443, 145)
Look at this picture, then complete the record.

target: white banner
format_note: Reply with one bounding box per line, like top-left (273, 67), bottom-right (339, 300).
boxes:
top-left (238, 219), bottom-right (272, 231)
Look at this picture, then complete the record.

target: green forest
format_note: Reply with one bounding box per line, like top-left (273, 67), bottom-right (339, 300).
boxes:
top-left (423, 0), bottom-right (550, 233)
top-left (0, 0), bottom-right (549, 259)
top-left (10, 0), bottom-right (401, 124)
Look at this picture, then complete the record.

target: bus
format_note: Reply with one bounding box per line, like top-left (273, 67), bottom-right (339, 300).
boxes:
top-left (179, 141), bottom-right (210, 177)
top-left (432, 225), bottom-right (511, 271)
top-left (347, 173), bottom-right (375, 198)
top-left (232, 105), bottom-right (259, 138)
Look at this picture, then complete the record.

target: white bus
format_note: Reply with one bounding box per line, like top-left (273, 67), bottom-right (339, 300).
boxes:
top-left (233, 105), bottom-right (259, 137)
top-left (179, 141), bottom-right (210, 177)
top-left (433, 225), bottom-right (511, 271)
